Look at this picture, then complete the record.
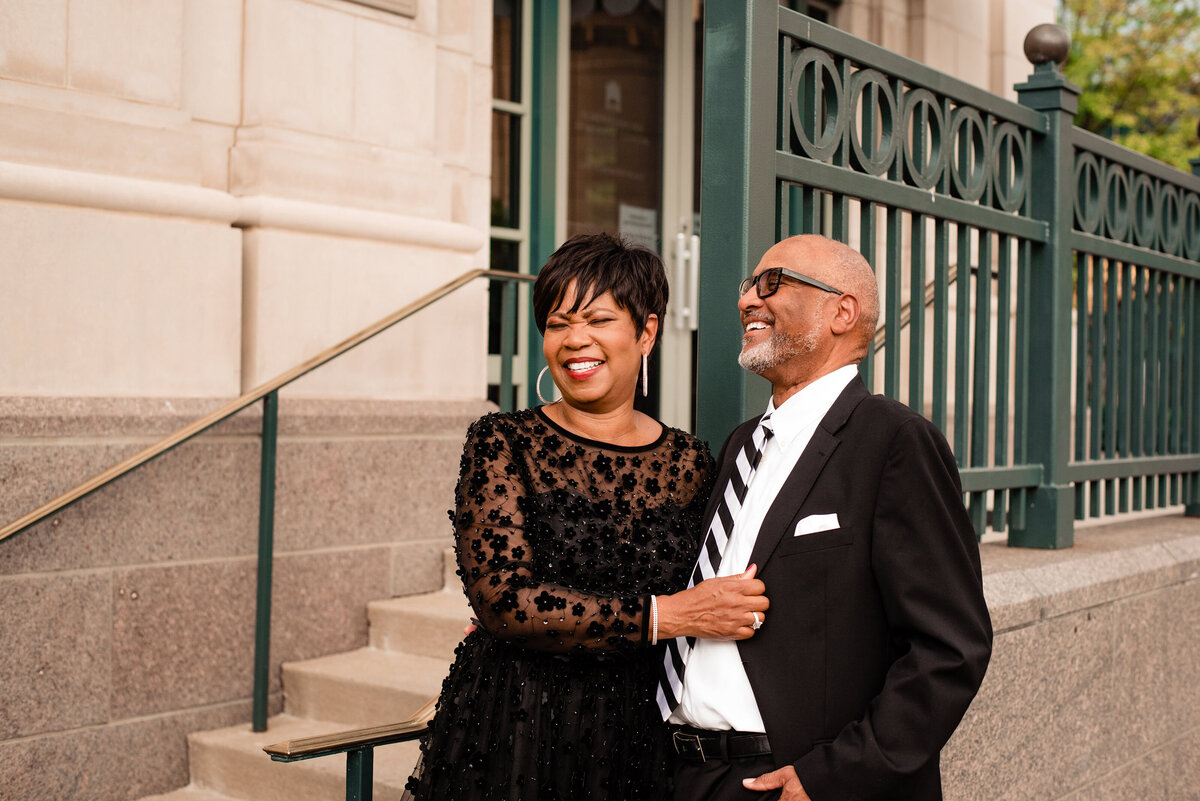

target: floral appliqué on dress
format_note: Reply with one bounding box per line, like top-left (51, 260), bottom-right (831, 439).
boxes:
top-left (406, 407), bottom-right (714, 801)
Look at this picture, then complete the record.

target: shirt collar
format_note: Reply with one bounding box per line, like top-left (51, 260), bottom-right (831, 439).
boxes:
top-left (763, 364), bottom-right (859, 447)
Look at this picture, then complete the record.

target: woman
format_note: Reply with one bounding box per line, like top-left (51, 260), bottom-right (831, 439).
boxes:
top-left (406, 233), bottom-right (767, 801)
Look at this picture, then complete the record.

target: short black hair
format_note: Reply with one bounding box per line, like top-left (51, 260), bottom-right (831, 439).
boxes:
top-left (532, 233), bottom-right (669, 349)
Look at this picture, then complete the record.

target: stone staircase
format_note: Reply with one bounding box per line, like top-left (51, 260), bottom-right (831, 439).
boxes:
top-left (141, 554), bottom-right (470, 801)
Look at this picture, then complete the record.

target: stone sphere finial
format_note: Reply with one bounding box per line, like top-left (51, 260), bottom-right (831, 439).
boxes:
top-left (1024, 23), bottom-right (1070, 66)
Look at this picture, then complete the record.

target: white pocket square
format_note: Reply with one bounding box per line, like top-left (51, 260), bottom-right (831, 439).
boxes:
top-left (794, 513), bottom-right (840, 536)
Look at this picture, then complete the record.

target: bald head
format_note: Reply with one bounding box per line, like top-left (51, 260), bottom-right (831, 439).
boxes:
top-left (766, 235), bottom-right (879, 362)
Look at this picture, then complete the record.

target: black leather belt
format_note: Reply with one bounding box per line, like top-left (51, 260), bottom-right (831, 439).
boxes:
top-left (669, 726), bottom-right (772, 762)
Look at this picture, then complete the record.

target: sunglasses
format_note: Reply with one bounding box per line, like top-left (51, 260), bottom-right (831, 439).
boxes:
top-left (738, 267), bottom-right (843, 299)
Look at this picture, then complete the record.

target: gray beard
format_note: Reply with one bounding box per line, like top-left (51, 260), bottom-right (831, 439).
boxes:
top-left (738, 328), bottom-right (817, 374)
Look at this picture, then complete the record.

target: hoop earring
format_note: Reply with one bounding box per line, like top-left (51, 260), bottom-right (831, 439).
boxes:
top-left (536, 365), bottom-right (554, 405)
top-left (641, 353), bottom-right (649, 397)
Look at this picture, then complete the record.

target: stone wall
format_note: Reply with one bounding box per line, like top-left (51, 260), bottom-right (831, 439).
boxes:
top-left (836, 0), bottom-right (1056, 100)
top-left (0, 0), bottom-right (492, 400)
top-left (946, 515), bottom-right (1200, 800)
top-left (0, 396), bottom-right (488, 800)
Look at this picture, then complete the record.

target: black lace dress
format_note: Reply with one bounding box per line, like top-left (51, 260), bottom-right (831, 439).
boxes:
top-left (405, 407), bottom-right (714, 801)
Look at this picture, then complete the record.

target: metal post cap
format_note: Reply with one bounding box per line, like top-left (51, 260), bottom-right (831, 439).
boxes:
top-left (1024, 23), bottom-right (1070, 66)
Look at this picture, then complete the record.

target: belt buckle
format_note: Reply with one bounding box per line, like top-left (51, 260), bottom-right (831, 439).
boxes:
top-left (672, 731), bottom-right (706, 763)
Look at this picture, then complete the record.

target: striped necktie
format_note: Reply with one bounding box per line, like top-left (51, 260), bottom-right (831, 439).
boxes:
top-left (657, 413), bottom-right (774, 719)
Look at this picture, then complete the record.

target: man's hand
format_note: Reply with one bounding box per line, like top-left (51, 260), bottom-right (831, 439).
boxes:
top-left (743, 765), bottom-right (810, 800)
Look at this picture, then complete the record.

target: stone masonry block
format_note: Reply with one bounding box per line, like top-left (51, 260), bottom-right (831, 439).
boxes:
top-left (434, 49), bottom-right (472, 169)
top-left (182, 0), bottom-right (242, 125)
top-left (0, 103), bottom-right (206, 183)
top-left (471, 0), bottom-right (492, 66)
top-left (240, 228), bottom-right (481, 398)
top-left (0, 700), bottom-right (249, 801)
top-left (980, 568), bottom-right (1042, 632)
top-left (943, 606), bottom-right (1122, 801)
top-left (272, 398), bottom-right (488, 437)
top-left (1166, 727), bottom-right (1200, 800)
top-left (242, 0), bottom-right (353, 136)
top-left (1110, 582), bottom-right (1200, 758)
top-left (1055, 746), bottom-right (1170, 801)
top-left (110, 560), bottom-right (257, 718)
top-left (0, 573), bottom-right (110, 739)
top-left (353, 15), bottom-right (436, 152)
top-left (1, 398), bottom-right (486, 577)
top-left (437, 0), bottom-right (473, 54)
top-left (391, 538), bottom-right (452, 597)
top-left (109, 551), bottom-right (394, 714)
top-left (270, 547), bottom-right (392, 676)
top-left (68, 0), bottom-right (184, 106)
top-left (273, 435), bottom-right (464, 551)
top-left (228, 129), bottom-right (451, 214)
top-left (0, 395), bottom-right (262, 440)
top-left (0, 437), bottom-right (261, 576)
top-left (0, 201), bottom-right (242, 397)
top-left (1020, 542), bottom-right (1181, 619)
top-left (469, 62), bottom-right (493, 176)
top-left (0, 0), bottom-right (69, 85)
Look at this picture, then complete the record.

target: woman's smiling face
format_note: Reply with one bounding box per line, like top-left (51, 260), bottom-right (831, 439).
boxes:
top-left (542, 283), bottom-right (656, 413)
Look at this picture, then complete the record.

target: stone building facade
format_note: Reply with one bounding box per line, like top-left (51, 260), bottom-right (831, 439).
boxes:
top-left (1, 2), bottom-right (1065, 800)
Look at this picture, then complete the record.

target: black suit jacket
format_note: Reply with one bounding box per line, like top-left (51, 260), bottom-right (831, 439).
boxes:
top-left (702, 376), bottom-right (992, 801)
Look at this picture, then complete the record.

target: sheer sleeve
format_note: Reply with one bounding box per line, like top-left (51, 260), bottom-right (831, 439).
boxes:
top-left (453, 416), bottom-right (648, 653)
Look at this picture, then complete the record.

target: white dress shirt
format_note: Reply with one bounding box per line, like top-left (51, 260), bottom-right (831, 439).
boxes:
top-left (670, 364), bottom-right (859, 732)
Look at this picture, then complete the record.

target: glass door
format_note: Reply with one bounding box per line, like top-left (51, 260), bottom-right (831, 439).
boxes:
top-left (564, 0), bottom-right (702, 429)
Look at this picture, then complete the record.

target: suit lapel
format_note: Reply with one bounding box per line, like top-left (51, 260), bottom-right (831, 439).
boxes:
top-left (746, 377), bottom-right (870, 571)
top-left (747, 427), bottom-right (839, 570)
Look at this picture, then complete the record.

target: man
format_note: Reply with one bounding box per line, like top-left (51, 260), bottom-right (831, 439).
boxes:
top-left (658, 235), bottom-right (992, 800)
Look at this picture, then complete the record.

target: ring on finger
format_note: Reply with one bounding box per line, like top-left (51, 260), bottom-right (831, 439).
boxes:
top-left (751, 611), bottom-right (763, 630)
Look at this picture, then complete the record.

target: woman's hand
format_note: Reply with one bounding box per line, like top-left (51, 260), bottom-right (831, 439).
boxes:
top-left (656, 564), bottom-right (769, 641)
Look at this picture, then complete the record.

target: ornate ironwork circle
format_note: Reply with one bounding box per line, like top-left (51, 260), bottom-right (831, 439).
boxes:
top-left (949, 107), bottom-right (989, 202)
top-left (1102, 164), bottom-right (1130, 242)
top-left (787, 47), bottom-right (846, 161)
top-left (1182, 192), bottom-right (1200, 261)
top-left (1073, 153), bottom-right (1102, 234)
top-left (991, 123), bottom-right (1028, 213)
top-left (1131, 173), bottom-right (1157, 248)
top-left (1157, 185), bottom-right (1182, 255)
top-left (901, 88), bottom-right (947, 190)
top-left (848, 68), bottom-right (899, 175)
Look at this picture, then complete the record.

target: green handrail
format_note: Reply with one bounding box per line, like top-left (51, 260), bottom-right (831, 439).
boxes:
top-left (263, 696), bottom-right (438, 799)
top-left (0, 268), bottom-right (535, 732)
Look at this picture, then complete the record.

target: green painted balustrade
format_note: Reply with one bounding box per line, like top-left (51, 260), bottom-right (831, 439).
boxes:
top-left (695, 3), bottom-right (1200, 547)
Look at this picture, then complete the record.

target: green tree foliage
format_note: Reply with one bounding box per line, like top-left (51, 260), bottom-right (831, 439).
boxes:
top-left (1059, 0), bottom-right (1200, 171)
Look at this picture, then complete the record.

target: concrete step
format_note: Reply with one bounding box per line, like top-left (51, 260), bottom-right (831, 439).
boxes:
top-left (440, 547), bottom-right (457, 589)
top-left (138, 786), bottom-right (242, 801)
top-left (134, 574), bottom-right (466, 801)
top-left (282, 647), bottom-right (449, 727)
top-left (189, 715), bottom-right (421, 801)
top-left (368, 590), bottom-right (472, 659)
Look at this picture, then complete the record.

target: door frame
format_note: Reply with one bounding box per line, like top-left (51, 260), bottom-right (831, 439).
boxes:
top-left (657, 0), bottom-right (702, 431)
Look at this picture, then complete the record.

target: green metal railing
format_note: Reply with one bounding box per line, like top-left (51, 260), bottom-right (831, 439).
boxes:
top-left (695, 3), bottom-right (1200, 547)
top-left (1068, 128), bottom-right (1200, 524)
top-left (0, 269), bottom-right (534, 732)
top-left (263, 696), bottom-right (437, 801)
